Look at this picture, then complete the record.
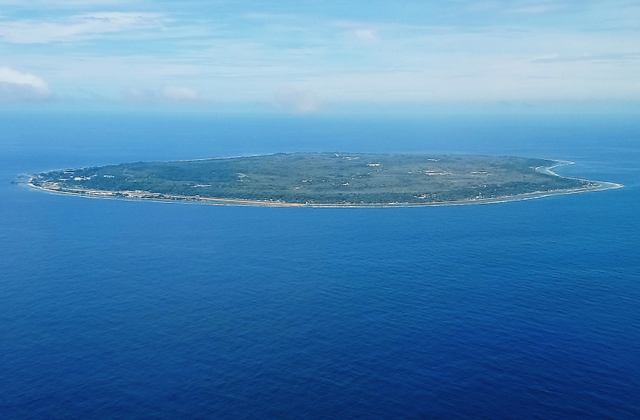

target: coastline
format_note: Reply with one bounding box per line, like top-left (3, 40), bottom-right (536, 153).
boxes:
top-left (24, 160), bottom-right (625, 208)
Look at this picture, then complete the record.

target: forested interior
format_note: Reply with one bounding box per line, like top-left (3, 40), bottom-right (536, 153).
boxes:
top-left (33, 153), bottom-right (587, 204)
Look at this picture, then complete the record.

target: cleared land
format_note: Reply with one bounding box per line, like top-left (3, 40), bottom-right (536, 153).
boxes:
top-left (28, 153), bottom-right (620, 206)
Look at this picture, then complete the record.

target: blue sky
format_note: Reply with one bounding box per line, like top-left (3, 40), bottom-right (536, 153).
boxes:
top-left (0, 0), bottom-right (639, 113)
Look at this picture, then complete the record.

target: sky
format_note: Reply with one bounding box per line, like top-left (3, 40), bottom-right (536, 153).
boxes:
top-left (1, 0), bottom-right (639, 114)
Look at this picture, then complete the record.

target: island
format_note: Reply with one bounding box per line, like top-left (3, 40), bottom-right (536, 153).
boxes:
top-left (28, 153), bottom-right (624, 207)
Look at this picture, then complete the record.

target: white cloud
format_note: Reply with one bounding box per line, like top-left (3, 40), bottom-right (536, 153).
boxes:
top-left (124, 86), bottom-right (199, 104)
top-left (1, 3), bottom-right (638, 108)
top-left (0, 12), bottom-right (164, 43)
top-left (0, 67), bottom-right (51, 101)
top-left (123, 87), bottom-right (155, 102)
top-left (275, 87), bottom-right (321, 113)
top-left (333, 21), bottom-right (380, 46)
top-left (352, 29), bottom-right (378, 44)
top-left (0, 0), bottom-right (127, 5)
top-left (162, 86), bottom-right (199, 102)
top-left (466, 1), bottom-right (564, 15)
top-left (508, 5), bottom-right (560, 15)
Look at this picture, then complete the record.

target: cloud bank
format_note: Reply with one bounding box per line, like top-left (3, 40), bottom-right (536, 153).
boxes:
top-left (123, 87), bottom-right (155, 103)
top-left (0, 67), bottom-right (51, 101)
top-left (276, 88), bottom-right (321, 114)
top-left (162, 86), bottom-right (199, 102)
top-left (1, 1), bottom-right (638, 111)
top-left (0, 12), bottom-right (163, 43)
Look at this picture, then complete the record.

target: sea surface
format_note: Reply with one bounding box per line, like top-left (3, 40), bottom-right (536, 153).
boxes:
top-left (1, 112), bottom-right (639, 419)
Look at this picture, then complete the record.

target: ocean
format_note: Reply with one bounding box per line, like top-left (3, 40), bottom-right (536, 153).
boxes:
top-left (1, 112), bottom-right (639, 419)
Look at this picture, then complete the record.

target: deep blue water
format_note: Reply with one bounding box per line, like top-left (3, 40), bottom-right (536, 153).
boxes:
top-left (1, 113), bottom-right (639, 419)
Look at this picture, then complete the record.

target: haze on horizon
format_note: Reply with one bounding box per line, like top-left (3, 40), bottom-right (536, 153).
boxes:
top-left (1, 0), bottom-right (639, 114)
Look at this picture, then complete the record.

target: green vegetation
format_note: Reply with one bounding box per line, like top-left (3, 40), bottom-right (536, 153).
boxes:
top-left (30, 153), bottom-right (589, 205)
